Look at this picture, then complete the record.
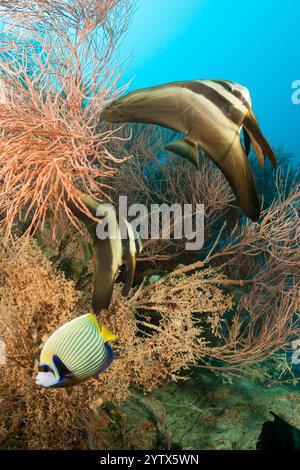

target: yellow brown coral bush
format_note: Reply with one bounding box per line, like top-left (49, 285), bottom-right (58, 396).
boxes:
top-left (97, 265), bottom-right (234, 402)
top-left (0, 241), bottom-right (234, 448)
top-left (0, 241), bottom-right (101, 449)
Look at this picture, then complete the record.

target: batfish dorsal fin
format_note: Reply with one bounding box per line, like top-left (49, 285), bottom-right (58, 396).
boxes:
top-left (165, 137), bottom-right (200, 170)
top-left (243, 111), bottom-right (277, 168)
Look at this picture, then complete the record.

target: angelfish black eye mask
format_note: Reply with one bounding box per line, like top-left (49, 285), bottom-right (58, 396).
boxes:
top-left (53, 355), bottom-right (72, 378)
top-left (39, 365), bottom-right (53, 373)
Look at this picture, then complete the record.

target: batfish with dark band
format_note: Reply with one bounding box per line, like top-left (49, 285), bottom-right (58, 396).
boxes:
top-left (103, 80), bottom-right (276, 221)
top-left (92, 204), bottom-right (143, 313)
top-left (257, 412), bottom-right (300, 450)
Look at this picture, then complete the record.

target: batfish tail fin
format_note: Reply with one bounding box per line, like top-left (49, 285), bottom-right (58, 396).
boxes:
top-left (165, 137), bottom-right (200, 170)
top-left (211, 136), bottom-right (261, 222)
top-left (243, 111), bottom-right (277, 168)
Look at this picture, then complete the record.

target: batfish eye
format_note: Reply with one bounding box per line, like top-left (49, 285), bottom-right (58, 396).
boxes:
top-left (39, 365), bottom-right (53, 373)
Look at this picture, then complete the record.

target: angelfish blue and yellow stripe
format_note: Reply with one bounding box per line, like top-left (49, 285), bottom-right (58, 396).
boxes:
top-left (35, 314), bottom-right (116, 388)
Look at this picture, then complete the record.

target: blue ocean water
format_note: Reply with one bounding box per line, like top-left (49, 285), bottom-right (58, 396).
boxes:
top-left (120, 0), bottom-right (300, 165)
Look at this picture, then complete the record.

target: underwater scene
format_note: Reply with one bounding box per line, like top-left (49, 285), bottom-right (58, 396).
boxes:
top-left (0, 0), bottom-right (299, 454)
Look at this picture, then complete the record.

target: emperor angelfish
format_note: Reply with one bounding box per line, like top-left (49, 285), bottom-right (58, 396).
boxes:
top-left (93, 204), bottom-right (143, 313)
top-left (103, 80), bottom-right (277, 222)
top-left (35, 314), bottom-right (116, 388)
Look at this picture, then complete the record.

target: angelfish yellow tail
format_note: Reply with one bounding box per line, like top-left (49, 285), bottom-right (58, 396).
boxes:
top-left (101, 325), bottom-right (117, 343)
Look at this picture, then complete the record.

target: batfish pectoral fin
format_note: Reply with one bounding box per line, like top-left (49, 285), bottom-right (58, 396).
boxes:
top-left (210, 136), bottom-right (261, 222)
top-left (165, 137), bottom-right (200, 170)
top-left (121, 252), bottom-right (136, 297)
top-left (243, 111), bottom-right (277, 168)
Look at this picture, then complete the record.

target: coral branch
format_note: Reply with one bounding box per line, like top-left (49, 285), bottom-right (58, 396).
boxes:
top-left (0, 0), bottom-right (134, 240)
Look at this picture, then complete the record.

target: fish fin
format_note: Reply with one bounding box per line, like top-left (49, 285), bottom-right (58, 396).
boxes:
top-left (120, 218), bottom-right (140, 297)
top-left (85, 313), bottom-right (102, 331)
top-left (101, 325), bottom-right (117, 343)
top-left (96, 343), bottom-right (115, 376)
top-left (209, 135), bottom-right (260, 221)
top-left (92, 239), bottom-right (119, 313)
top-left (243, 111), bottom-right (277, 168)
top-left (122, 252), bottom-right (136, 297)
top-left (135, 237), bottom-right (143, 255)
top-left (257, 412), bottom-right (300, 450)
top-left (92, 273), bottom-right (115, 313)
top-left (165, 137), bottom-right (200, 170)
top-left (242, 127), bottom-right (252, 157)
top-left (244, 127), bottom-right (265, 168)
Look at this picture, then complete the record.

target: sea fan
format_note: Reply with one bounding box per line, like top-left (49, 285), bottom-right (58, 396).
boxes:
top-left (0, 0), bottom-right (134, 240)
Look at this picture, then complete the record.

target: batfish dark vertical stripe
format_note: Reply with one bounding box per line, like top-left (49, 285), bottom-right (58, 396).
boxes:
top-left (212, 80), bottom-right (251, 110)
top-left (175, 81), bottom-right (245, 125)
